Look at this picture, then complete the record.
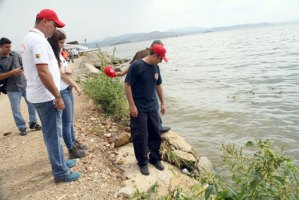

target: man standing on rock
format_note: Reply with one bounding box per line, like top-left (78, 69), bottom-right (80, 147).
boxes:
top-left (117, 40), bottom-right (171, 134)
top-left (21, 9), bottom-right (80, 182)
top-left (0, 37), bottom-right (41, 136)
top-left (124, 44), bottom-right (168, 175)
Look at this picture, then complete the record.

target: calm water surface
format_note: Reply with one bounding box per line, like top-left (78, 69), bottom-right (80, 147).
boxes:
top-left (103, 24), bottom-right (299, 173)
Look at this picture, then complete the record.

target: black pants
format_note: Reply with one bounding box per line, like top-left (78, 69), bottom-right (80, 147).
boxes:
top-left (130, 110), bottom-right (161, 167)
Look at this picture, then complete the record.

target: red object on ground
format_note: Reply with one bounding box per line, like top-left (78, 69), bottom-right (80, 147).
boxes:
top-left (104, 66), bottom-right (117, 77)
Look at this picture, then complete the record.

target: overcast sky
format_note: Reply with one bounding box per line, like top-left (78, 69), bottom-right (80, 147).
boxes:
top-left (1, 0), bottom-right (299, 48)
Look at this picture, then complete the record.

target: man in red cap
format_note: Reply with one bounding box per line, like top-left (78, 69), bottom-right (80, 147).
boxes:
top-left (21, 9), bottom-right (80, 183)
top-left (117, 40), bottom-right (171, 134)
top-left (124, 44), bottom-right (168, 175)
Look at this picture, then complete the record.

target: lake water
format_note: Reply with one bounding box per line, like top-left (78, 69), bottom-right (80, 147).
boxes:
top-left (102, 24), bottom-right (299, 173)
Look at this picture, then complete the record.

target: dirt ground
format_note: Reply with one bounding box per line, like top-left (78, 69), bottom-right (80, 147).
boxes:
top-left (0, 72), bottom-right (124, 199)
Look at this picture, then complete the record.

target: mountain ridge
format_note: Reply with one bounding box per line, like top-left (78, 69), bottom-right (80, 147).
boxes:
top-left (85, 21), bottom-right (298, 48)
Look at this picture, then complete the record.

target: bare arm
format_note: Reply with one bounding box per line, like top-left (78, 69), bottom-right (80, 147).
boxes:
top-left (117, 67), bottom-right (129, 77)
top-left (156, 84), bottom-right (166, 115)
top-left (0, 68), bottom-right (23, 80)
top-left (65, 65), bottom-right (72, 75)
top-left (124, 82), bottom-right (138, 117)
top-left (60, 68), bottom-right (81, 95)
top-left (36, 64), bottom-right (64, 109)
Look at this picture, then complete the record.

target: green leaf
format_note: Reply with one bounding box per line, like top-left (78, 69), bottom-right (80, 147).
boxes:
top-left (205, 185), bottom-right (214, 200)
top-left (245, 141), bottom-right (254, 147)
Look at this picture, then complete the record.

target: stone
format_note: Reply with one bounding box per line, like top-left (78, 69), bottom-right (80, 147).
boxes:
top-left (3, 132), bottom-right (12, 136)
top-left (197, 156), bottom-right (215, 174)
top-left (172, 150), bottom-right (197, 163)
top-left (114, 132), bottom-right (131, 148)
top-left (161, 131), bottom-right (192, 153)
top-left (90, 117), bottom-right (97, 121)
top-left (104, 133), bottom-right (112, 137)
top-left (84, 63), bottom-right (99, 74)
top-left (168, 173), bottom-right (199, 193)
top-left (117, 187), bottom-right (135, 198)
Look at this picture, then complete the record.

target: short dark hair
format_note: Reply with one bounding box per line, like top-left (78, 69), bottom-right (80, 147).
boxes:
top-left (35, 18), bottom-right (43, 25)
top-left (0, 37), bottom-right (11, 46)
top-left (150, 40), bottom-right (163, 47)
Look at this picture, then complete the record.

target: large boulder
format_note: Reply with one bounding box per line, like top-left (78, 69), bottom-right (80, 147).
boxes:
top-left (84, 63), bottom-right (100, 74)
top-left (196, 156), bottom-right (215, 174)
top-left (168, 173), bottom-right (199, 193)
top-left (161, 131), bottom-right (193, 153)
top-left (172, 149), bottom-right (197, 163)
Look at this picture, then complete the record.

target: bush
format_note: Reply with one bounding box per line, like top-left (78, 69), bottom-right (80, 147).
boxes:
top-left (129, 140), bottom-right (299, 200)
top-left (83, 73), bottom-right (129, 122)
top-left (199, 140), bottom-right (299, 200)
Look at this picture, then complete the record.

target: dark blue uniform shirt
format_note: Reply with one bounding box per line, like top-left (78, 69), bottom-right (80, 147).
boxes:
top-left (125, 59), bottom-right (162, 112)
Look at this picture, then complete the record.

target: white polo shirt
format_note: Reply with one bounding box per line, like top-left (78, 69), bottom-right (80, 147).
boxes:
top-left (21, 28), bottom-right (61, 103)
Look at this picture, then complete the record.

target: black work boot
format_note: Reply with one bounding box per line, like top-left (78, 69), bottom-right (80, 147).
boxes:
top-left (150, 161), bottom-right (165, 171)
top-left (139, 165), bottom-right (150, 176)
top-left (161, 126), bottom-right (171, 134)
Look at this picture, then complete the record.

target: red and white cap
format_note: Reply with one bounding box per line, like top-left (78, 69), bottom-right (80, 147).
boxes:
top-left (151, 44), bottom-right (168, 62)
top-left (104, 66), bottom-right (117, 78)
top-left (36, 9), bottom-right (65, 28)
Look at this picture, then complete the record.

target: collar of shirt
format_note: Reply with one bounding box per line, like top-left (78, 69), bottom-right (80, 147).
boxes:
top-left (29, 28), bottom-right (45, 37)
top-left (0, 51), bottom-right (15, 59)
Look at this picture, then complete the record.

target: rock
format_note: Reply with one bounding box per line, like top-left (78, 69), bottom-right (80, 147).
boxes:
top-left (104, 133), bottom-right (112, 137)
top-left (122, 152), bottom-right (129, 157)
top-left (84, 63), bottom-right (100, 74)
top-left (182, 168), bottom-right (190, 175)
top-left (172, 150), bottom-right (197, 163)
top-left (197, 156), bottom-right (215, 174)
top-left (161, 131), bottom-right (192, 153)
top-left (3, 132), bottom-right (12, 136)
top-left (124, 127), bottom-right (131, 132)
top-left (168, 173), bottom-right (199, 193)
top-left (114, 132), bottom-right (131, 148)
top-left (117, 187), bottom-right (135, 198)
top-left (115, 159), bottom-right (124, 165)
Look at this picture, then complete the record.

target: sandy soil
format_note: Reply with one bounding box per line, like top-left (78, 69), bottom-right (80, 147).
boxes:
top-left (0, 60), bottom-right (124, 200)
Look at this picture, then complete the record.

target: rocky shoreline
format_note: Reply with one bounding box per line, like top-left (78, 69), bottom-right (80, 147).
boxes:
top-left (76, 51), bottom-right (215, 198)
top-left (0, 51), bottom-right (214, 199)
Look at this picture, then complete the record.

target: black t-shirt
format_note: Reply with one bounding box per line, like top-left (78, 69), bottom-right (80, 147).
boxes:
top-left (125, 59), bottom-right (162, 112)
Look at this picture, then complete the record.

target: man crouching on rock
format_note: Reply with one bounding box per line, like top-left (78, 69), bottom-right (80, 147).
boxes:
top-left (124, 44), bottom-right (168, 175)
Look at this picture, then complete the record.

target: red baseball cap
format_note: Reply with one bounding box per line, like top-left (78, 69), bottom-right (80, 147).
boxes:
top-left (104, 66), bottom-right (117, 78)
top-left (36, 9), bottom-right (65, 28)
top-left (151, 44), bottom-right (168, 62)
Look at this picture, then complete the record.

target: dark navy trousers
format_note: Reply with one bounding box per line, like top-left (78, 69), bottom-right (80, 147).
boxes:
top-left (130, 110), bottom-right (161, 167)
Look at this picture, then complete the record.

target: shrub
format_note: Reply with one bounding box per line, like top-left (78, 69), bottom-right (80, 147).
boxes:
top-left (83, 73), bottom-right (129, 123)
top-left (200, 140), bottom-right (299, 200)
top-left (129, 140), bottom-right (299, 200)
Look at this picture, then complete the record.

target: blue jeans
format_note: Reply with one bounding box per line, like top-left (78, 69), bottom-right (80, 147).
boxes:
top-left (61, 87), bottom-right (76, 150)
top-left (7, 90), bottom-right (37, 131)
top-left (33, 100), bottom-right (70, 179)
